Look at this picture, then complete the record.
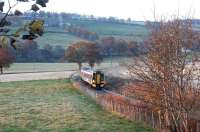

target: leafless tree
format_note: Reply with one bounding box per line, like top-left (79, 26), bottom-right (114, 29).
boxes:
top-left (0, 48), bottom-right (14, 74)
top-left (126, 19), bottom-right (200, 132)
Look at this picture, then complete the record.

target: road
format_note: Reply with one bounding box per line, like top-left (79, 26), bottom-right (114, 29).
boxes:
top-left (0, 71), bottom-right (76, 82)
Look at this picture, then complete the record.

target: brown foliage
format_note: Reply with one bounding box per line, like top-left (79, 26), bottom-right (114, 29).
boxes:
top-left (85, 42), bottom-right (103, 67)
top-left (65, 41), bottom-right (103, 69)
top-left (0, 48), bottom-right (14, 74)
top-left (126, 19), bottom-right (200, 132)
top-left (98, 37), bottom-right (139, 56)
top-left (68, 26), bottom-right (99, 41)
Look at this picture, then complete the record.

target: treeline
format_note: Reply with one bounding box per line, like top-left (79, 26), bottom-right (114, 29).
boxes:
top-left (9, 40), bottom-right (65, 62)
top-left (67, 26), bottom-right (99, 41)
top-left (97, 37), bottom-right (140, 57)
top-left (65, 38), bottom-right (140, 69)
top-left (65, 41), bottom-right (103, 69)
top-left (7, 36), bottom-right (140, 63)
top-left (22, 11), bottom-right (139, 27)
top-left (5, 36), bottom-right (140, 63)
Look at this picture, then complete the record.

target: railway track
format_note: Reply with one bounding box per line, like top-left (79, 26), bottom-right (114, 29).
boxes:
top-left (70, 73), bottom-right (145, 107)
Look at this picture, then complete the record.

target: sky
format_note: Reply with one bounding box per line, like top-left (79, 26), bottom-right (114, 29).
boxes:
top-left (4, 0), bottom-right (200, 21)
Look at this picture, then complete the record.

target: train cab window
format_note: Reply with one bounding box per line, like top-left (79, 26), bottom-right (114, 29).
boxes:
top-left (96, 73), bottom-right (101, 84)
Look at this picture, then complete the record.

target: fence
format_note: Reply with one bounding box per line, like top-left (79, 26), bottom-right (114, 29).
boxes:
top-left (72, 81), bottom-right (200, 132)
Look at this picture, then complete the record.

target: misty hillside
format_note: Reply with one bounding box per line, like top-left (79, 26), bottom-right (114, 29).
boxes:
top-left (5, 12), bottom-right (148, 48)
top-left (3, 12), bottom-right (200, 49)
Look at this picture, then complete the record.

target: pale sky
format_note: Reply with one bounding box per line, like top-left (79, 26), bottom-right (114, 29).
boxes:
top-left (4, 0), bottom-right (200, 21)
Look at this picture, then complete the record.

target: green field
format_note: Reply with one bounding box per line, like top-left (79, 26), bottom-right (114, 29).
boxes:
top-left (38, 22), bottom-right (148, 48)
top-left (4, 57), bottom-right (126, 73)
top-left (0, 79), bottom-right (153, 132)
top-left (65, 20), bottom-right (148, 37)
top-left (36, 31), bottom-right (84, 48)
top-left (4, 63), bottom-right (78, 73)
top-left (11, 21), bottom-right (148, 48)
top-left (4, 62), bottom-right (115, 73)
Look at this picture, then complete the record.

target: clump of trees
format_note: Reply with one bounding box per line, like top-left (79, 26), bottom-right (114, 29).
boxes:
top-left (126, 19), bottom-right (200, 131)
top-left (0, 48), bottom-right (14, 74)
top-left (67, 26), bottom-right (99, 41)
top-left (98, 37), bottom-right (139, 57)
top-left (85, 42), bottom-right (103, 68)
top-left (65, 41), bottom-right (103, 70)
top-left (11, 41), bottom-right (65, 62)
top-left (64, 38), bottom-right (140, 70)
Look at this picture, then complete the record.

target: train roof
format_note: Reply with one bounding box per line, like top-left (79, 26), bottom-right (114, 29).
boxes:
top-left (81, 67), bottom-right (93, 73)
top-left (81, 67), bottom-right (102, 74)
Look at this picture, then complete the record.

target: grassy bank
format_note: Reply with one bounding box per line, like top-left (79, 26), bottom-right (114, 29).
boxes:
top-left (0, 79), bottom-right (153, 132)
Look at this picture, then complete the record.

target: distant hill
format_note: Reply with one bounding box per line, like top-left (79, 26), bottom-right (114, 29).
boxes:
top-left (21, 12), bottom-right (150, 48)
top-left (38, 22), bottom-right (148, 48)
top-left (4, 12), bottom-right (200, 48)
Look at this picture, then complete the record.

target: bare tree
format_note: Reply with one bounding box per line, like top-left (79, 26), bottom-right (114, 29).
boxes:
top-left (65, 41), bottom-right (103, 70)
top-left (85, 42), bottom-right (103, 68)
top-left (126, 19), bottom-right (200, 132)
top-left (0, 48), bottom-right (14, 74)
top-left (65, 41), bottom-right (86, 70)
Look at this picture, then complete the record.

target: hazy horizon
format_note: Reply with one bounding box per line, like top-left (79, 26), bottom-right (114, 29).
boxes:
top-left (2, 0), bottom-right (200, 21)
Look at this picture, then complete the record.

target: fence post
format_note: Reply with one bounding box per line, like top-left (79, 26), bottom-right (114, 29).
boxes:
top-left (152, 112), bottom-right (155, 128)
top-left (145, 111), bottom-right (147, 122)
top-left (111, 100), bottom-right (114, 111)
top-left (158, 111), bottom-right (162, 130)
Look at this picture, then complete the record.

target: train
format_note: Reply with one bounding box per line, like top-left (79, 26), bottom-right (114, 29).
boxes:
top-left (80, 67), bottom-right (105, 89)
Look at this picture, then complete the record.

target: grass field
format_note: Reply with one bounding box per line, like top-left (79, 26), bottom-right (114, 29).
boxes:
top-left (4, 57), bottom-right (126, 73)
top-left (65, 20), bottom-right (148, 37)
top-left (11, 21), bottom-right (148, 48)
top-left (0, 79), bottom-right (153, 132)
top-left (10, 26), bottom-right (84, 49)
top-left (4, 63), bottom-right (78, 73)
top-left (36, 32), bottom-right (84, 48)
top-left (37, 23), bottom-right (148, 48)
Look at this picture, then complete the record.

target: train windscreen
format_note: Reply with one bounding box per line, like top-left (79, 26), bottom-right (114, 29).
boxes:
top-left (96, 73), bottom-right (101, 84)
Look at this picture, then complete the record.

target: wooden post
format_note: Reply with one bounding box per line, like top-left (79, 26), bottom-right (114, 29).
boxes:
top-left (158, 111), bottom-right (162, 130)
top-left (197, 121), bottom-right (199, 132)
top-left (0, 65), bottom-right (3, 74)
top-left (145, 111), bottom-right (147, 122)
top-left (152, 112), bottom-right (155, 128)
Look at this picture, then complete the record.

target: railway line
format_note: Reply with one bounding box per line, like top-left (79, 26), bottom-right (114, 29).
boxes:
top-left (71, 69), bottom-right (200, 131)
top-left (69, 72), bottom-right (156, 129)
top-left (70, 72), bottom-right (145, 107)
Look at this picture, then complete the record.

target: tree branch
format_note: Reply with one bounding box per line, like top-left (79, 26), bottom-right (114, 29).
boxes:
top-left (0, 0), bottom-right (18, 27)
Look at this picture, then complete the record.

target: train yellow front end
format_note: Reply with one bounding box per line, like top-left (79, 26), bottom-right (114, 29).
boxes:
top-left (91, 71), bottom-right (105, 88)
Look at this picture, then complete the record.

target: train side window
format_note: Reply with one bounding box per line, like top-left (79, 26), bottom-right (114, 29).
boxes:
top-left (93, 73), bottom-right (96, 80)
top-left (101, 73), bottom-right (104, 81)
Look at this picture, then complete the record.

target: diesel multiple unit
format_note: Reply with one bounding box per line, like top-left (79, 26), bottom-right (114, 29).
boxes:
top-left (80, 67), bottom-right (105, 89)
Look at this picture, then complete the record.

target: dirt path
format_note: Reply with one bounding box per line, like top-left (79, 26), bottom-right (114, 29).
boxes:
top-left (0, 71), bottom-right (76, 82)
